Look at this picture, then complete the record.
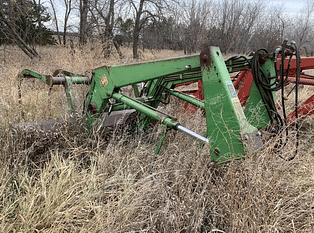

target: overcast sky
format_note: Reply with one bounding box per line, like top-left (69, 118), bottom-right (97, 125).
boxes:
top-left (269, 0), bottom-right (309, 14)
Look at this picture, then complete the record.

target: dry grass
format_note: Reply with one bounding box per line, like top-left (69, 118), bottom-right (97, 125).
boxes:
top-left (1, 44), bottom-right (314, 232)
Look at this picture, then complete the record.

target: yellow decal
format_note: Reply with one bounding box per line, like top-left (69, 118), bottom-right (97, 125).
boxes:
top-left (100, 74), bottom-right (108, 88)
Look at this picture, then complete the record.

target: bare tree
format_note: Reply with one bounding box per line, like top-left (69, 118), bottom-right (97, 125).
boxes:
top-left (208, 0), bottom-right (264, 53)
top-left (126, 0), bottom-right (178, 58)
top-left (79, 0), bottom-right (89, 45)
top-left (63, 0), bottom-right (72, 45)
top-left (293, 1), bottom-right (314, 50)
top-left (180, 0), bottom-right (211, 54)
top-left (89, 0), bottom-right (123, 57)
top-left (49, 0), bottom-right (62, 44)
top-left (249, 7), bottom-right (288, 52)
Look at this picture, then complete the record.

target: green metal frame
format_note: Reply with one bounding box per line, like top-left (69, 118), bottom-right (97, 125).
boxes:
top-left (244, 58), bottom-right (277, 129)
top-left (200, 47), bottom-right (262, 162)
top-left (83, 47), bottom-right (265, 162)
top-left (19, 46), bottom-right (277, 163)
top-left (19, 69), bottom-right (90, 114)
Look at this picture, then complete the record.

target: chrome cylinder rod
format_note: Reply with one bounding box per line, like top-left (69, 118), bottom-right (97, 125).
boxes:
top-left (177, 125), bottom-right (209, 144)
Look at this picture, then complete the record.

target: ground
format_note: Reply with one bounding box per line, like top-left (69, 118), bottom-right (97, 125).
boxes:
top-left (0, 44), bottom-right (314, 232)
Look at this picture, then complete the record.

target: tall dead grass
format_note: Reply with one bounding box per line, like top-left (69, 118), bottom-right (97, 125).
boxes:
top-left (1, 44), bottom-right (314, 232)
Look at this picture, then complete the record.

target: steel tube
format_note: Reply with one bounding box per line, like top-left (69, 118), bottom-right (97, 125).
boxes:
top-left (112, 92), bottom-right (179, 129)
top-left (50, 76), bottom-right (91, 85)
top-left (169, 89), bottom-right (205, 109)
top-left (177, 125), bottom-right (209, 144)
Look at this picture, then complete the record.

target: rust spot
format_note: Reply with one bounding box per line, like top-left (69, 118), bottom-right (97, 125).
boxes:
top-left (214, 148), bottom-right (220, 155)
top-left (46, 75), bottom-right (53, 86)
top-left (259, 53), bottom-right (271, 65)
top-left (200, 51), bottom-right (211, 67)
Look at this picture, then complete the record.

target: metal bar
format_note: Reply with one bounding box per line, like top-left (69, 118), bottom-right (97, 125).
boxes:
top-left (111, 92), bottom-right (178, 129)
top-left (168, 89), bottom-right (205, 109)
top-left (19, 69), bottom-right (47, 83)
top-left (155, 125), bottom-right (167, 155)
top-left (177, 125), bottom-right (209, 143)
top-left (132, 83), bottom-right (140, 97)
top-left (102, 55), bottom-right (200, 88)
top-left (287, 77), bottom-right (314, 86)
top-left (237, 70), bottom-right (254, 106)
top-left (233, 69), bottom-right (248, 89)
top-left (277, 57), bottom-right (314, 71)
top-left (287, 94), bottom-right (314, 123)
top-left (47, 76), bottom-right (91, 86)
top-left (63, 77), bottom-right (75, 114)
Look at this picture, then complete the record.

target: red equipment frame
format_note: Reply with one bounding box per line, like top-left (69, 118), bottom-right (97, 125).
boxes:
top-left (177, 57), bottom-right (314, 123)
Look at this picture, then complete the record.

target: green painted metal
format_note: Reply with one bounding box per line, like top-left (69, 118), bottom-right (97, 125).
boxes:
top-left (132, 83), bottom-right (140, 97)
top-left (19, 47), bottom-right (273, 163)
top-left (63, 77), bottom-right (75, 114)
top-left (201, 47), bottom-right (262, 162)
top-left (244, 57), bottom-right (277, 129)
top-left (111, 92), bottom-right (178, 129)
top-left (83, 48), bottom-right (264, 162)
top-left (169, 89), bottom-right (205, 109)
top-left (84, 55), bottom-right (202, 132)
top-left (85, 55), bottom-right (201, 115)
top-left (155, 125), bottom-right (167, 155)
top-left (19, 69), bottom-right (48, 84)
top-left (19, 69), bottom-right (91, 114)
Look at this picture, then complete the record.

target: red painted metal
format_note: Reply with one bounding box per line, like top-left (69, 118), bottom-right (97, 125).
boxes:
top-left (286, 77), bottom-right (314, 86)
top-left (233, 69), bottom-right (248, 89)
top-left (236, 70), bottom-right (254, 106)
top-left (177, 56), bottom-right (314, 121)
top-left (193, 80), bottom-right (204, 99)
top-left (183, 80), bottom-right (204, 112)
top-left (277, 57), bottom-right (314, 76)
top-left (287, 94), bottom-right (314, 123)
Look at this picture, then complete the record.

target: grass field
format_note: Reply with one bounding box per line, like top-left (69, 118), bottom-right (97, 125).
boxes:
top-left (1, 44), bottom-right (314, 232)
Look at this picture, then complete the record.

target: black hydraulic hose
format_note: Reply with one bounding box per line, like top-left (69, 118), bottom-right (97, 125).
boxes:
top-left (277, 41), bottom-right (300, 161)
top-left (252, 48), bottom-right (290, 152)
top-left (292, 42), bottom-right (301, 158)
top-left (280, 42), bottom-right (288, 129)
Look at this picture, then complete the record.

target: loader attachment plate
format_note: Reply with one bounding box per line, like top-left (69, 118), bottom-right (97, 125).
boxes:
top-left (13, 110), bottom-right (136, 134)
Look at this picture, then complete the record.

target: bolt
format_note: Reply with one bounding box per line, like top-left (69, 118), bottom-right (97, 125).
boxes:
top-left (201, 54), bottom-right (209, 63)
top-left (214, 148), bottom-right (220, 155)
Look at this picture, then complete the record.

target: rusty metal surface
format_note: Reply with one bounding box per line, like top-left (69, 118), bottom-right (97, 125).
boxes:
top-left (100, 110), bottom-right (136, 127)
top-left (13, 110), bottom-right (137, 133)
top-left (13, 119), bottom-right (64, 133)
top-left (200, 50), bottom-right (211, 68)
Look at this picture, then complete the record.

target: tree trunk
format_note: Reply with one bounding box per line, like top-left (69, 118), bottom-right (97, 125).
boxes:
top-left (63, 0), bottom-right (72, 46)
top-left (132, 0), bottom-right (144, 59)
top-left (103, 0), bottom-right (115, 57)
top-left (80, 0), bottom-right (89, 45)
top-left (49, 0), bottom-right (62, 44)
top-left (33, 0), bottom-right (42, 45)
